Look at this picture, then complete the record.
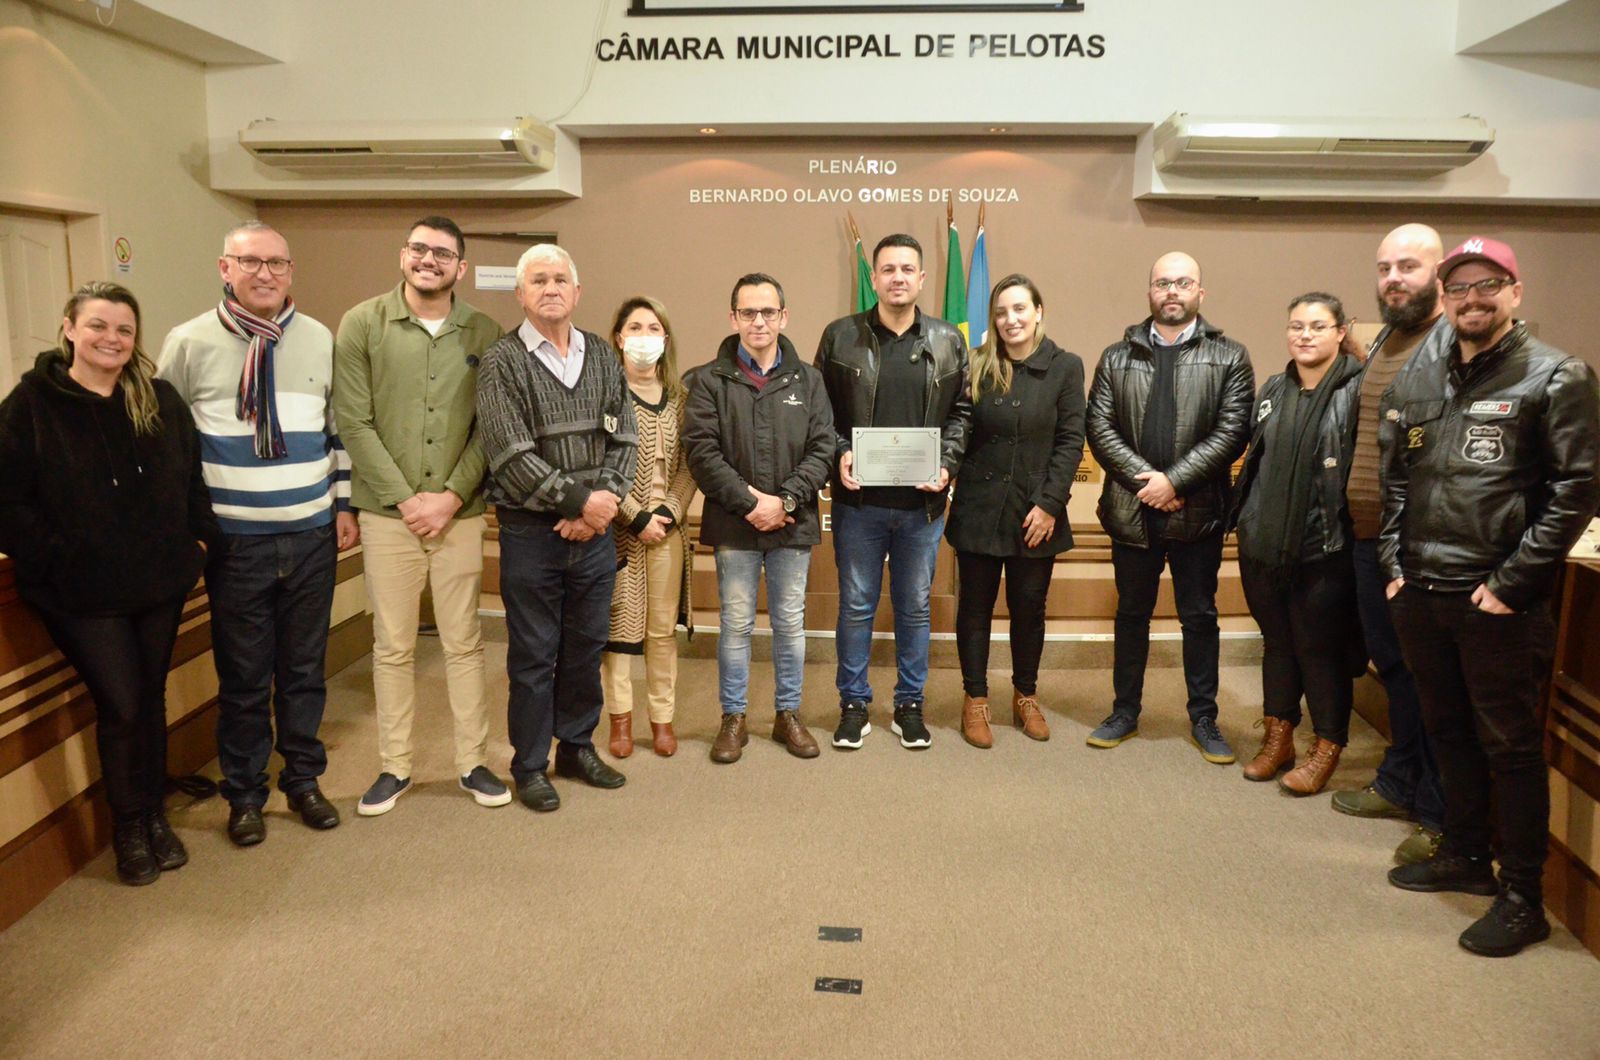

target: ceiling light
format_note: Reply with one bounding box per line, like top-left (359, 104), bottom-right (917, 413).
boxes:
top-left (699, 127), bottom-right (717, 134)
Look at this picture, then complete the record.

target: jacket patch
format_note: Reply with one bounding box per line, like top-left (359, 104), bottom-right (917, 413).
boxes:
top-left (1406, 426), bottom-right (1425, 449)
top-left (1256, 398), bottom-right (1273, 422)
top-left (604, 414), bottom-right (619, 433)
top-left (1462, 424), bottom-right (1504, 464)
top-left (782, 392), bottom-right (804, 407)
top-left (1467, 399), bottom-right (1518, 418)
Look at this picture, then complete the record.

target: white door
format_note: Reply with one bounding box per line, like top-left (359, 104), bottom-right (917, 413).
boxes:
top-left (0, 209), bottom-right (73, 394)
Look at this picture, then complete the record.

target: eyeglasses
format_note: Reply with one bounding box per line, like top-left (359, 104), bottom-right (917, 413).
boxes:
top-left (224, 254), bottom-right (292, 276)
top-left (734, 308), bottom-right (782, 323)
top-left (404, 242), bottom-right (460, 265)
top-left (1442, 277), bottom-right (1514, 299)
top-left (1286, 321), bottom-right (1340, 336)
top-left (1150, 278), bottom-right (1198, 293)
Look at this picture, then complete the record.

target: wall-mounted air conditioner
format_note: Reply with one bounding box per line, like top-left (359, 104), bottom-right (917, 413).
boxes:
top-left (239, 118), bottom-right (557, 175)
top-left (1152, 114), bottom-right (1494, 176)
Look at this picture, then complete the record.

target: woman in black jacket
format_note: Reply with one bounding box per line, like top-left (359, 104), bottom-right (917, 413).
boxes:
top-left (946, 275), bottom-right (1086, 748)
top-left (1232, 292), bottom-right (1365, 795)
top-left (0, 282), bottom-right (218, 885)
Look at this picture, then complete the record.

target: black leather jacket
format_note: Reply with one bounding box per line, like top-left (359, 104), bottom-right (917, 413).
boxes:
top-left (1379, 322), bottom-right (1600, 610)
top-left (683, 334), bottom-right (835, 551)
top-left (814, 308), bottom-right (972, 520)
top-left (1086, 316), bottom-right (1254, 547)
top-left (1231, 356), bottom-right (1362, 561)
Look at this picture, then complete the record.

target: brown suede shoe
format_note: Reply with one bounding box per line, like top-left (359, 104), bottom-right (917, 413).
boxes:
top-left (608, 712), bottom-right (634, 759)
top-left (1012, 692), bottom-right (1050, 741)
top-left (962, 695), bottom-right (994, 748)
top-left (710, 713), bottom-right (748, 764)
top-left (772, 711), bottom-right (820, 758)
top-left (1280, 737), bottom-right (1343, 795)
top-left (651, 721), bottom-right (677, 757)
top-left (1241, 717), bottom-right (1295, 781)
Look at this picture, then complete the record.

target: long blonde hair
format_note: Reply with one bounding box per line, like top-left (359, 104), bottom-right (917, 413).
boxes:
top-left (970, 273), bottom-right (1046, 402)
top-left (610, 295), bottom-right (685, 402)
top-left (58, 281), bottom-right (162, 436)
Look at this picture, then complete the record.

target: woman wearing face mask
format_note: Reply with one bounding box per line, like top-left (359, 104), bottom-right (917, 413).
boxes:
top-left (945, 275), bottom-right (1086, 748)
top-left (600, 296), bottom-right (697, 758)
top-left (1232, 292), bottom-right (1366, 794)
top-left (0, 282), bottom-right (219, 885)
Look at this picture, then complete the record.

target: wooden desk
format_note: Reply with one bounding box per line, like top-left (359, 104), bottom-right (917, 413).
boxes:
top-left (1545, 557), bottom-right (1600, 958)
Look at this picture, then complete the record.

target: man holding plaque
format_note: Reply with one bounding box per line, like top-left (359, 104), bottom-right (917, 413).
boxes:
top-left (683, 274), bottom-right (835, 764)
top-left (816, 234), bottom-right (972, 750)
top-left (1084, 251), bottom-right (1254, 764)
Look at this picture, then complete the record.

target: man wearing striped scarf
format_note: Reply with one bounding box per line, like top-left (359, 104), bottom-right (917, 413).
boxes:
top-left (158, 221), bottom-right (356, 848)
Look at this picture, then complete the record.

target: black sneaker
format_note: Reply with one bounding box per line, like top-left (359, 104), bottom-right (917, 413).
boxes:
top-left (832, 701), bottom-right (871, 749)
top-left (459, 765), bottom-right (512, 807)
top-left (1458, 890), bottom-right (1551, 957)
top-left (1387, 852), bottom-right (1499, 895)
top-left (357, 772), bottom-right (411, 817)
top-left (891, 701), bottom-right (932, 749)
top-left (1086, 712), bottom-right (1138, 748)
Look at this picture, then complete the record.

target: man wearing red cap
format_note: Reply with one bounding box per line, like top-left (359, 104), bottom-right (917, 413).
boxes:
top-left (1378, 236), bottom-right (1600, 956)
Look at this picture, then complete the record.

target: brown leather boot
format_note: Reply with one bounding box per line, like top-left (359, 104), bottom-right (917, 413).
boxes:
top-left (1280, 737), bottom-right (1343, 795)
top-left (608, 713), bottom-right (634, 759)
top-left (1241, 717), bottom-right (1295, 781)
top-left (710, 713), bottom-right (748, 764)
top-left (961, 695), bottom-right (993, 748)
top-left (1012, 692), bottom-right (1050, 741)
top-left (651, 721), bottom-right (677, 757)
top-left (772, 711), bottom-right (820, 758)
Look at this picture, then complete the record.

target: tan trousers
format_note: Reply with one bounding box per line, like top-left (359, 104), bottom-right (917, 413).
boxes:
top-left (359, 511), bottom-right (488, 777)
top-left (601, 532), bottom-right (683, 724)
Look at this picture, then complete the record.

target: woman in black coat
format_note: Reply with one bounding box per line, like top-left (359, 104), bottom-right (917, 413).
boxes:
top-left (0, 282), bottom-right (218, 885)
top-left (946, 274), bottom-right (1086, 748)
top-left (1232, 291), bottom-right (1365, 795)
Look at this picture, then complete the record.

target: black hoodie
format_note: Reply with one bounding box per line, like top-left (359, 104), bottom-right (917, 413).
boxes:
top-left (0, 350), bottom-right (218, 615)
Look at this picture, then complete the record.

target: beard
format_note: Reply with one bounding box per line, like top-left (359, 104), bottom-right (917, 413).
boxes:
top-left (1378, 283), bottom-right (1438, 331)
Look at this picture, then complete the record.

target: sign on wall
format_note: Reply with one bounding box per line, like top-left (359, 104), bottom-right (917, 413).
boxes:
top-left (630, 1), bottom-right (1085, 14)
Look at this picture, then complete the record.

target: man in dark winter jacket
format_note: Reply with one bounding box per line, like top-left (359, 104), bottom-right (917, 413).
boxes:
top-left (684, 273), bottom-right (835, 764)
top-left (1084, 251), bottom-right (1254, 764)
top-left (1381, 236), bottom-right (1600, 958)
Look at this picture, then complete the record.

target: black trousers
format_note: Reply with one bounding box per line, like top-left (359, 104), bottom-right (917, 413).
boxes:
top-left (1389, 586), bottom-right (1554, 902)
top-left (1110, 532), bottom-right (1224, 721)
top-left (1238, 553), bottom-right (1359, 744)
top-left (954, 551), bottom-right (1055, 698)
top-left (40, 597), bottom-right (187, 824)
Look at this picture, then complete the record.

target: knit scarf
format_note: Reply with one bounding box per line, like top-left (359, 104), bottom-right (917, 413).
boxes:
top-left (217, 288), bottom-right (295, 459)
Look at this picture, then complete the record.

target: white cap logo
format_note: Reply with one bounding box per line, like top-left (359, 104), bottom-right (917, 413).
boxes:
top-left (1463, 238), bottom-right (1485, 254)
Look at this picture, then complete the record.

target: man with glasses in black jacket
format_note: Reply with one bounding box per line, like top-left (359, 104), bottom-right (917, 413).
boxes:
top-left (1084, 251), bottom-right (1254, 764)
top-left (1381, 236), bottom-right (1600, 957)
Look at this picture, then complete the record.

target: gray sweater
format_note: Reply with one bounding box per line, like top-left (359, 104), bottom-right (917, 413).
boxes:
top-left (477, 327), bottom-right (638, 518)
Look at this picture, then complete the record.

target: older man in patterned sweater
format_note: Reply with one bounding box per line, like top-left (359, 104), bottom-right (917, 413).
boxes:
top-left (477, 243), bottom-right (637, 813)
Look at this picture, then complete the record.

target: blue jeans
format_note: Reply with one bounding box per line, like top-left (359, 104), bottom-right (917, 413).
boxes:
top-left (206, 524), bottom-right (337, 807)
top-left (714, 547), bottom-right (811, 714)
top-left (498, 514), bottom-right (616, 782)
top-left (1353, 539), bottom-right (1445, 831)
top-left (832, 502), bottom-right (944, 706)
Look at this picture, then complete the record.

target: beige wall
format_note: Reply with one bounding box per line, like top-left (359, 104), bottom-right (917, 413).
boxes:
top-left (263, 138), bottom-right (1600, 380)
top-left (0, 0), bottom-right (251, 339)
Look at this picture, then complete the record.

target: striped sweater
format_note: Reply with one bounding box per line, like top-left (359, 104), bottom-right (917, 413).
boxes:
top-left (157, 309), bottom-right (350, 535)
top-left (477, 327), bottom-right (637, 517)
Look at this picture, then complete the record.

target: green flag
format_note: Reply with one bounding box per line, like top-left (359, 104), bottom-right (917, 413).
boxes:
top-left (943, 220), bottom-right (967, 341)
top-left (853, 235), bottom-right (877, 313)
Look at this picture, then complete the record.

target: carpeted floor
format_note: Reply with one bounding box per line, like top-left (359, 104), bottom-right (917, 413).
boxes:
top-left (2, 640), bottom-right (1597, 1059)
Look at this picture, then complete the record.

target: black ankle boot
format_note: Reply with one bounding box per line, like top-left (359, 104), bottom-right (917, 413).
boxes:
top-left (112, 819), bottom-right (159, 886)
top-left (145, 813), bottom-right (189, 871)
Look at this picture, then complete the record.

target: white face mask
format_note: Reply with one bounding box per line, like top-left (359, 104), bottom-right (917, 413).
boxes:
top-left (622, 334), bottom-right (665, 367)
